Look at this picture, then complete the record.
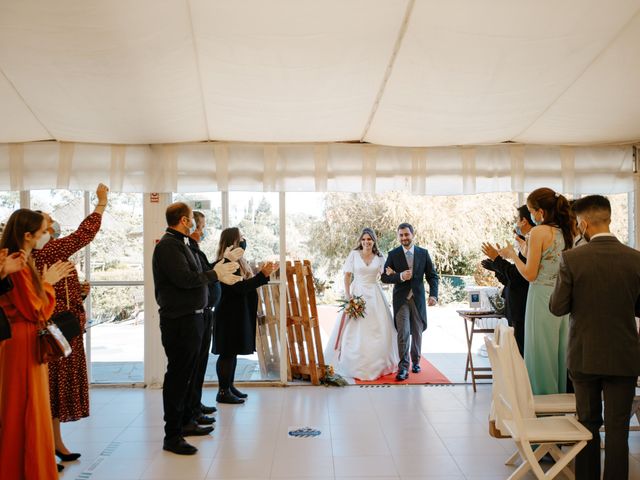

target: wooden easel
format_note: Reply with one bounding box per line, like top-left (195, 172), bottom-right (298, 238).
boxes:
top-left (256, 282), bottom-right (280, 379)
top-left (285, 260), bottom-right (325, 385)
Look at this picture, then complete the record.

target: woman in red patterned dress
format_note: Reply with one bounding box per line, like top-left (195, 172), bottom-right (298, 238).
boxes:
top-left (33, 183), bottom-right (109, 462)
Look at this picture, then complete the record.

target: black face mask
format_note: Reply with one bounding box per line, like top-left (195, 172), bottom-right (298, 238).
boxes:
top-left (239, 239), bottom-right (247, 250)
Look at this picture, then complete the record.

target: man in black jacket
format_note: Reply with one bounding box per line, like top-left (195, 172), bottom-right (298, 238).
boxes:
top-left (183, 211), bottom-right (224, 428)
top-left (481, 205), bottom-right (533, 355)
top-left (152, 202), bottom-right (241, 455)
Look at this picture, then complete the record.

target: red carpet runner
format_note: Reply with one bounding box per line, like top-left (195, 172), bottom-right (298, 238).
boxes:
top-left (355, 356), bottom-right (451, 385)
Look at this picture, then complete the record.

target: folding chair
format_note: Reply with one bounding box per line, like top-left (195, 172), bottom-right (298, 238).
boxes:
top-left (486, 326), bottom-right (577, 466)
top-left (486, 326), bottom-right (591, 480)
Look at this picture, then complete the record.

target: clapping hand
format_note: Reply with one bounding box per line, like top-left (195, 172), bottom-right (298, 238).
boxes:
top-left (260, 261), bottom-right (279, 277)
top-left (223, 246), bottom-right (244, 262)
top-left (481, 259), bottom-right (496, 272)
top-left (213, 261), bottom-right (242, 285)
top-left (497, 243), bottom-right (518, 261)
top-left (42, 261), bottom-right (75, 285)
top-left (0, 248), bottom-right (27, 278)
top-left (481, 242), bottom-right (499, 261)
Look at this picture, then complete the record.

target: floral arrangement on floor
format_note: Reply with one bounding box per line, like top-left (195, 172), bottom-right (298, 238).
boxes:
top-left (338, 295), bottom-right (366, 320)
top-left (320, 365), bottom-right (348, 387)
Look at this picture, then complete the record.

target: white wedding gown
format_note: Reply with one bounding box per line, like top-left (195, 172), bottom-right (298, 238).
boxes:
top-left (324, 251), bottom-right (399, 380)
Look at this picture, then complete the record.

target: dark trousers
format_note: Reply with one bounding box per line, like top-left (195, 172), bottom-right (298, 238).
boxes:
top-left (396, 297), bottom-right (423, 370)
top-left (570, 370), bottom-right (636, 480)
top-left (160, 313), bottom-right (204, 440)
top-left (185, 308), bottom-right (213, 419)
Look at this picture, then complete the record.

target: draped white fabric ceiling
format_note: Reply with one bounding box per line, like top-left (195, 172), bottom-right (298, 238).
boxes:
top-left (0, 0), bottom-right (639, 193)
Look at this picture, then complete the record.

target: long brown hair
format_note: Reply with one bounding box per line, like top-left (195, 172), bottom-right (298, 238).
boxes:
top-left (527, 188), bottom-right (574, 251)
top-left (353, 228), bottom-right (382, 257)
top-left (0, 209), bottom-right (47, 300)
top-left (216, 227), bottom-right (252, 279)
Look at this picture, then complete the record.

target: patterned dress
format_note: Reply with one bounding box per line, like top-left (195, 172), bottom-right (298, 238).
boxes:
top-left (524, 228), bottom-right (570, 395)
top-left (33, 212), bottom-right (102, 422)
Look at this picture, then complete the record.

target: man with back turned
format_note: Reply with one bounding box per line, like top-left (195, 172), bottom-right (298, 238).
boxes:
top-left (550, 195), bottom-right (640, 479)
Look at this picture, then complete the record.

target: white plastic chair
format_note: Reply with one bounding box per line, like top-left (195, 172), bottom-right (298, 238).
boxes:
top-left (486, 326), bottom-right (591, 480)
top-left (486, 326), bottom-right (577, 466)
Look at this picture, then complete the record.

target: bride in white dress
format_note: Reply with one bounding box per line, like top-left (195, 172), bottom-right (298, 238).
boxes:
top-left (324, 228), bottom-right (399, 380)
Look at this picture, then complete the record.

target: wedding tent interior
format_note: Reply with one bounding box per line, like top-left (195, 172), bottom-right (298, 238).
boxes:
top-left (1, 1), bottom-right (640, 476)
top-left (1, 0), bottom-right (639, 381)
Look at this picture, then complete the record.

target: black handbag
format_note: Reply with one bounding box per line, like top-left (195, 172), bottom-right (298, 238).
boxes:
top-left (0, 307), bottom-right (10, 342)
top-left (49, 278), bottom-right (82, 341)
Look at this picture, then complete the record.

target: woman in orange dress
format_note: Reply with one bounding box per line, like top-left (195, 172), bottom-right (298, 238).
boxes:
top-left (0, 209), bottom-right (74, 480)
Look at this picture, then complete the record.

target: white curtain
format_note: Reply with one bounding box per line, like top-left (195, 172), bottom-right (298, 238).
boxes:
top-left (0, 141), bottom-right (635, 195)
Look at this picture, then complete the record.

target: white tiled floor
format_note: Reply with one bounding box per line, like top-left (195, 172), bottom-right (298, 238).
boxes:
top-left (57, 385), bottom-right (640, 480)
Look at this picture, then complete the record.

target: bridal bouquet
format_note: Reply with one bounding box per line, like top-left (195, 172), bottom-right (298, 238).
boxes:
top-left (338, 295), bottom-right (367, 320)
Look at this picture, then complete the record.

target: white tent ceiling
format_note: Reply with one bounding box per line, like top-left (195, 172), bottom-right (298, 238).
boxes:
top-left (1, 0), bottom-right (639, 147)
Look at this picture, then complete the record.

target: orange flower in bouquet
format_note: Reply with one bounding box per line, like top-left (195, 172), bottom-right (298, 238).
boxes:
top-left (338, 295), bottom-right (366, 320)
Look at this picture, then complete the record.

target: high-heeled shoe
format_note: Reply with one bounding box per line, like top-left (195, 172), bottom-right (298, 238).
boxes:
top-left (57, 464), bottom-right (65, 472)
top-left (230, 386), bottom-right (248, 399)
top-left (56, 449), bottom-right (81, 461)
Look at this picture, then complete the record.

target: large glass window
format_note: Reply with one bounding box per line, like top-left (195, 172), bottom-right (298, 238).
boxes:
top-left (0, 191), bottom-right (20, 225)
top-left (88, 193), bottom-right (144, 383)
top-left (286, 191), bottom-right (518, 384)
top-left (229, 192), bottom-right (281, 381)
top-left (90, 193), bottom-right (143, 282)
top-left (89, 285), bottom-right (144, 383)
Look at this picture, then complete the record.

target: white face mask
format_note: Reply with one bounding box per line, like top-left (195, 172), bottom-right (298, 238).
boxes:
top-left (33, 232), bottom-right (51, 250)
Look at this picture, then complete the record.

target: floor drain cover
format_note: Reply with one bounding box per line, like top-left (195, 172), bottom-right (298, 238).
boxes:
top-left (288, 427), bottom-right (322, 438)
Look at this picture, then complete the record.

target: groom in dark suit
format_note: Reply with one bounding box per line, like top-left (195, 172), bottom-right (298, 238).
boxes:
top-left (381, 223), bottom-right (439, 381)
top-left (550, 195), bottom-right (640, 480)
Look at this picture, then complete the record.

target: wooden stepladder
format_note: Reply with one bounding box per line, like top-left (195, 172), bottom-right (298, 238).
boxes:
top-left (285, 260), bottom-right (326, 385)
top-left (256, 282), bottom-right (280, 379)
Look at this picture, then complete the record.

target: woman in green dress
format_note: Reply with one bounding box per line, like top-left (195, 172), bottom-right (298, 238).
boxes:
top-left (499, 187), bottom-right (574, 394)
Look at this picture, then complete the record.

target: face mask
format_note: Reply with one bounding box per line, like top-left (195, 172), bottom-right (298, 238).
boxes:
top-left (51, 221), bottom-right (61, 239)
top-left (239, 239), bottom-right (247, 250)
top-left (514, 224), bottom-right (523, 237)
top-left (531, 212), bottom-right (543, 226)
top-left (200, 229), bottom-right (207, 241)
top-left (578, 221), bottom-right (590, 242)
top-left (183, 216), bottom-right (196, 235)
top-left (34, 232), bottom-right (51, 250)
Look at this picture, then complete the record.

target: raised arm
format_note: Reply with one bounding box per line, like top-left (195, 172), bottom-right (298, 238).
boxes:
top-left (498, 227), bottom-right (545, 282)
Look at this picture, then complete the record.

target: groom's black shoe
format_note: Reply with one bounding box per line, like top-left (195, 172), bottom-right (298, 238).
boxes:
top-left (396, 368), bottom-right (408, 381)
top-left (412, 364), bottom-right (421, 374)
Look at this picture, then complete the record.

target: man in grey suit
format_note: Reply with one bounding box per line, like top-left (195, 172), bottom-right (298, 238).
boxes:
top-left (549, 195), bottom-right (640, 480)
top-left (381, 223), bottom-right (439, 381)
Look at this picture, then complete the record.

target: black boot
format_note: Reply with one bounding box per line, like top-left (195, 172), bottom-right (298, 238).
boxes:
top-left (230, 385), bottom-right (248, 399)
top-left (216, 389), bottom-right (245, 404)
